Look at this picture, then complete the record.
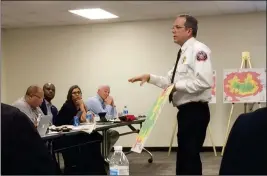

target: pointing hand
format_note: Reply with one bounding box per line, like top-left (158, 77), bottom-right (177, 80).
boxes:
top-left (128, 74), bottom-right (150, 86)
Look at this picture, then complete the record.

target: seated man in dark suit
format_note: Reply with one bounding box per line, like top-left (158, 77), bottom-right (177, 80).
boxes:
top-left (220, 107), bottom-right (267, 175)
top-left (40, 83), bottom-right (58, 124)
top-left (1, 103), bottom-right (59, 175)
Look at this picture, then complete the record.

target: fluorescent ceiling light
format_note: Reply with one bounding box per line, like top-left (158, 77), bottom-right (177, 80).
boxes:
top-left (68, 8), bottom-right (118, 20)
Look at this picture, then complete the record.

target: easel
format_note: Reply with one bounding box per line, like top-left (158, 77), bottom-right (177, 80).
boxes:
top-left (168, 117), bottom-right (217, 157)
top-left (221, 51), bottom-right (262, 156)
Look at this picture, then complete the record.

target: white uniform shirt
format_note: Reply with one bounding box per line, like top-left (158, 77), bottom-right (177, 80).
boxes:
top-left (149, 37), bottom-right (213, 107)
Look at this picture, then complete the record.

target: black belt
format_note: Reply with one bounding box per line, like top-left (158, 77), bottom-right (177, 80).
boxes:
top-left (177, 101), bottom-right (208, 110)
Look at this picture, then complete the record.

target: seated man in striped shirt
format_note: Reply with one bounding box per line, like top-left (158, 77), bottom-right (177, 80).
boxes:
top-left (85, 85), bottom-right (120, 158)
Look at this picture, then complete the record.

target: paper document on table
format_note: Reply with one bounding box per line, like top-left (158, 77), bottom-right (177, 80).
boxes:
top-left (72, 123), bottom-right (96, 134)
top-left (131, 84), bottom-right (174, 153)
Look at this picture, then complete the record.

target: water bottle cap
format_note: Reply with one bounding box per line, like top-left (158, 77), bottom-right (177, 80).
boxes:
top-left (114, 146), bottom-right (123, 151)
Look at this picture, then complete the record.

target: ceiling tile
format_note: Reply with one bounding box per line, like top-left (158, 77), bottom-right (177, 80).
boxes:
top-left (253, 1), bottom-right (267, 11)
top-left (215, 1), bottom-right (256, 14)
top-left (123, 1), bottom-right (173, 5)
top-left (1, 1), bottom-right (265, 28)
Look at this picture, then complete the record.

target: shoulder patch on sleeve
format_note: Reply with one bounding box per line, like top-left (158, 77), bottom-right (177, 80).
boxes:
top-left (196, 51), bottom-right (207, 61)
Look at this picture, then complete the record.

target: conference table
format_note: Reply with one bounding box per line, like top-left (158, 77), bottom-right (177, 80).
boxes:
top-left (42, 117), bottom-right (153, 168)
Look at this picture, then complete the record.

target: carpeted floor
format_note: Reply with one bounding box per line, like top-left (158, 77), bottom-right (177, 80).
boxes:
top-left (58, 151), bottom-right (222, 175)
top-left (127, 151), bottom-right (221, 175)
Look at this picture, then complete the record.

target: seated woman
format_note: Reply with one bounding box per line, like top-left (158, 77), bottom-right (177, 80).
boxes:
top-left (54, 85), bottom-right (87, 126)
top-left (54, 85), bottom-right (106, 175)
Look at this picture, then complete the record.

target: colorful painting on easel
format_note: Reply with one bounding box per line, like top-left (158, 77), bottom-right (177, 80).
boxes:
top-left (209, 70), bottom-right (216, 104)
top-left (131, 84), bottom-right (174, 153)
top-left (223, 68), bottom-right (266, 103)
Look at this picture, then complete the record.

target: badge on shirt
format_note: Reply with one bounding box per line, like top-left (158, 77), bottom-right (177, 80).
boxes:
top-left (182, 56), bottom-right (186, 64)
top-left (196, 51), bottom-right (207, 61)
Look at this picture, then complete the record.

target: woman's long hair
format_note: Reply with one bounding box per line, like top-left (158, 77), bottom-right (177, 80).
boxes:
top-left (66, 85), bottom-right (82, 103)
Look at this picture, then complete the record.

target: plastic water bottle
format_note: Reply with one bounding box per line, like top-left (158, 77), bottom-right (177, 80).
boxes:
top-left (73, 116), bottom-right (80, 126)
top-left (123, 106), bottom-right (128, 116)
top-left (86, 111), bottom-right (94, 123)
top-left (109, 146), bottom-right (129, 175)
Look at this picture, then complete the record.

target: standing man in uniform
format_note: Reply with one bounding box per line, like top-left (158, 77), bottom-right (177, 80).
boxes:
top-left (128, 14), bottom-right (213, 175)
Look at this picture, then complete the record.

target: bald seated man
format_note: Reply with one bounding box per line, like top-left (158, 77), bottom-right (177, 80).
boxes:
top-left (85, 85), bottom-right (119, 158)
top-left (40, 83), bottom-right (58, 124)
top-left (12, 85), bottom-right (44, 127)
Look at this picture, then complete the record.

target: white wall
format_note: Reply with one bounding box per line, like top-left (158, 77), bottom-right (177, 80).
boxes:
top-left (1, 33), bottom-right (7, 103)
top-left (2, 12), bottom-right (266, 147)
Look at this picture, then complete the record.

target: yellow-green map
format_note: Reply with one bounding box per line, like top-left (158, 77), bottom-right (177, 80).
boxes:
top-left (131, 84), bottom-right (174, 153)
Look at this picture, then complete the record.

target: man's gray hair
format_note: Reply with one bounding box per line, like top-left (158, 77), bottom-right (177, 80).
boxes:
top-left (98, 85), bottom-right (110, 90)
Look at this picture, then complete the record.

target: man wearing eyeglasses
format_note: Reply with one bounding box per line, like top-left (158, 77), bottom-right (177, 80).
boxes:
top-left (128, 15), bottom-right (213, 175)
top-left (12, 85), bottom-right (45, 127)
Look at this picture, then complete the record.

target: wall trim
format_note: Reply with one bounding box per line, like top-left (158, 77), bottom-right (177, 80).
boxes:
top-left (117, 146), bottom-right (223, 152)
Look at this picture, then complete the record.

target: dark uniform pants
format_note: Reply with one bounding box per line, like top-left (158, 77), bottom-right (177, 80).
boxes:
top-left (176, 102), bottom-right (210, 175)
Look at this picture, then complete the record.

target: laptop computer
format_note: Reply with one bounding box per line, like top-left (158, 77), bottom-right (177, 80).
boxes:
top-left (37, 115), bottom-right (52, 137)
